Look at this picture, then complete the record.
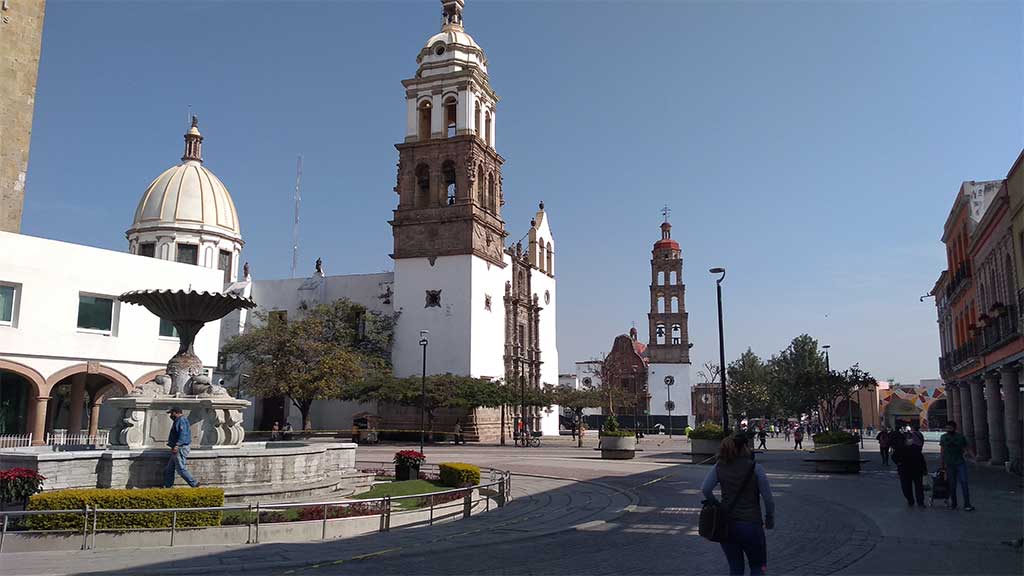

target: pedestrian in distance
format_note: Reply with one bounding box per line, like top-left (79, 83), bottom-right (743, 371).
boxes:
top-left (454, 419), bottom-right (465, 445)
top-left (892, 425), bottom-right (927, 508)
top-left (939, 420), bottom-right (975, 511)
top-left (875, 427), bottom-right (891, 466)
top-left (164, 407), bottom-right (199, 488)
top-left (783, 425), bottom-right (791, 443)
top-left (701, 434), bottom-right (775, 576)
top-left (282, 421), bottom-right (293, 441)
top-left (757, 428), bottom-right (767, 450)
top-left (793, 427), bottom-right (804, 450)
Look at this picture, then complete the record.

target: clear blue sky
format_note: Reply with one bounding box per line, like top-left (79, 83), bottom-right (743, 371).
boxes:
top-left (23, 0), bottom-right (1023, 384)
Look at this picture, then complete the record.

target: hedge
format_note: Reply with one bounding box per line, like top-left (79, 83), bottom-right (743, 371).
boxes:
top-left (812, 431), bottom-right (858, 445)
top-left (27, 488), bottom-right (224, 531)
top-left (438, 462), bottom-right (480, 488)
top-left (688, 423), bottom-right (727, 440)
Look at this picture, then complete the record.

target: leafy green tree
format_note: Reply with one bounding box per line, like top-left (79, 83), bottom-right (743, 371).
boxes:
top-left (726, 349), bottom-right (772, 421)
top-left (767, 334), bottom-right (827, 420)
top-left (221, 299), bottom-right (396, 430)
top-left (552, 384), bottom-right (603, 447)
top-left (815, 364), bottom-right (875, 431)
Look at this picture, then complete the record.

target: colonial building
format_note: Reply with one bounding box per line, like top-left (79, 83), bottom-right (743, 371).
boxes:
top-left (934, 155), bottom-right (1024, 472)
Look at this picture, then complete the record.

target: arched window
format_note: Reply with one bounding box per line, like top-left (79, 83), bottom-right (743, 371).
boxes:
top-left (658, 293), bottom-right (666, 313)
top-left (442, 160), bottom-right (456, 205)
top-left (546, 245), bottom-right (553, 274)
top-left (444, 96), bottom-right (457, 138)
top-left (415, 164), bottom-right (431, 207)
top-left (1005, 254), bottom-right (1015, 310)
top-left (487, 173), bottom-right (496, 212)
top-left (485, 111), bottom-right (492, 147)
top-left (671, 296), bottom-right (679, 313)
top-left (538, 239), bottom-right (546, 271)
top-left (672, 324), bottom-right (681, 345)
top-left (418, 100), bottom-right (432, 141)
top-left (475, 107), bottom-right (482, 138)
top-left (477, 165), bottom-right (485, 205)
top-left (656, 323), bottom-right (666, 345)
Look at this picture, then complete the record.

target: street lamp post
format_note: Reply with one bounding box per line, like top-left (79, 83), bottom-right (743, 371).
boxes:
top-left (665, 375), bottom-right (675, 439)
top-left (419, 330), bottom-right (429, 454)
top-left (710, 268), bottom-right (728, 431)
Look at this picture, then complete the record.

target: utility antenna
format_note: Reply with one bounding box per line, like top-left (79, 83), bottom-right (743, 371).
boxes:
top-left (291, 155), bottom-right (303, 278)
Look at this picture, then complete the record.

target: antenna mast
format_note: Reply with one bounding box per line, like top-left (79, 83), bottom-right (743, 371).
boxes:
top-left (291, 155), bottom-right (302, 278)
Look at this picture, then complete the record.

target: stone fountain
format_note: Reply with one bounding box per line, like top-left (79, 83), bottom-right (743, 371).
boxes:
top-left (107, 290), bottom-right (255, 449)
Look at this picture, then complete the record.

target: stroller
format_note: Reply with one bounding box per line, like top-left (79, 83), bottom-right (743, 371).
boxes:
top-left (928, 468), bottom-right (950, 506)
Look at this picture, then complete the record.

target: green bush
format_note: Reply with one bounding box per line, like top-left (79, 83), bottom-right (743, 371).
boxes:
top-left (812, 431), bottom-right (858, 445)
top-left (438, 462), bottom-right (480, 488)
top-left (27, 488), bottom-right (224, 531)
top-left (688, 423), bottom-right (727, 440)
top-left (599, 430), bottom-right (635, 438)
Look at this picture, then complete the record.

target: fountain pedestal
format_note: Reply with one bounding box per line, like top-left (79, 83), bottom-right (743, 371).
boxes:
top-left (107, 396), bottom-right (250, 450)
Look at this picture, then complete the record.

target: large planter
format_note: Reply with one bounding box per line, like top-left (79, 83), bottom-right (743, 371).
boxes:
top-left (813, 442), bottom-right (861, 473)
top-left (395, 464), bottom-right (420, 481)
top-left (600, 436), bottom-right (637, 460)
top-left (689, 438), bottom-right (721, 464)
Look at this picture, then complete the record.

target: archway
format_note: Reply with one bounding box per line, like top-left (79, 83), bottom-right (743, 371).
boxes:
top-left (883, 397), bottom-right (921, 430)
top-left (925, 399), bottom-right (948, 430)
top-left (0, 370), bottom-right (32, 435)
top-left (45, 364), bottom-right (133, 443)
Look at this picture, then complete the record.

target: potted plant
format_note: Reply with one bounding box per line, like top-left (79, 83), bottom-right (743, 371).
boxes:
top-left (599, 416), bottom-right (637, 460)
top-left (811, 430), bottom-right (861, 473)
top-left (393, 450), bottom-right (425, 481)
top-left (688, 423), bottom-right (727, 464)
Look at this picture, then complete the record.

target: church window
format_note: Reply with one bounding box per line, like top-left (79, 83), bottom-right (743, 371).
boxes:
top-left (138, 242), bottom-right (155, 258)
top-left (443, 160), bottom-right (457, 205)
top-left (671, 296), bottom-right (679, 313)
top-left (658, 294), bottom-right (666, 313)
top-left (538, 239), bottom-right (546, 271)
top-left (546, 246), bottom-right (553, 274)
top-left (77, 293), bottom-right (115, 334)
top-left (669, 270), bottom-right (677, 285)
top-left (475, 107), bottom-right (482, 138)
top-left (434, 43), bottom-right (446, 56)
top-left (415, 164), bottom-right (431, 207)
top-left (477, 165), bottom-right (485, 205)
top-left (444, 96), bottom-right (457, 138)
top-left (218, 250), bottom-right (233, 283)
top-left (176, 244), bottom-right (198, 265)
top-left (672, 324), bottom-right (681, 345)
top-left (656, 323), bottom-right (666, 345)
top-left (485, 111), bottom-right (492, 147)
top-left (487, 173), bottom-right (496, 212)
top-left (418, 100), bottom-right (432, 141)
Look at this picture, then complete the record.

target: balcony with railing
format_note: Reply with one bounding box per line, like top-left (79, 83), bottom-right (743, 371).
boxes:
top-left (939, 338), bottom-right (978, 378)
top-left (977, 303), bottom-right (1021, 356)
top-left (945, 262), bottom-right (972, 301)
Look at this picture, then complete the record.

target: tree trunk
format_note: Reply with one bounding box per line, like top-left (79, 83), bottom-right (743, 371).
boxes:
top-left (577, 410), bottom-right (583, 448)
top-left (295, 400), bottom-right (313, 431)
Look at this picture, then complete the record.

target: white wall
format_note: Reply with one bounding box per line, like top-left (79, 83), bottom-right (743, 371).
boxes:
top-left (531, 266), bottom-right (559, 435)
top-left (0, 232), bottom-right (223, 388)
top-left (250, 272), bottom-right (394, 316)
top-left (392, 256), bottom-right (474, 378)
top-left (469, 255), bottom-right (510, 379)
top-left (648, 363), bottom-right (692, 417)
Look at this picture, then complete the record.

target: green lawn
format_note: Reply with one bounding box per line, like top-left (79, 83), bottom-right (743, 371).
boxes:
top-left (352, 480), bottom-right (449, 510)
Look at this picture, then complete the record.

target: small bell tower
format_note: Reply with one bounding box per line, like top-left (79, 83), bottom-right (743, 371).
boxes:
top-left (647, 208), bottom-right (690, 363)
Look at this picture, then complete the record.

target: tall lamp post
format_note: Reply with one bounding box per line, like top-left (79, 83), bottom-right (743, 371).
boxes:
top-left (710, 267), bottom-right (728, 431)
top-left (419, 330), bottom-right (429, 454)
top-left (664, 375), bottom-right (675, 439)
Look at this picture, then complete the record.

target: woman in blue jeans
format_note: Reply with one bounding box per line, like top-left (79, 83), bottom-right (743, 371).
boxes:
top-left (702, 434), bottom-right (775, 575)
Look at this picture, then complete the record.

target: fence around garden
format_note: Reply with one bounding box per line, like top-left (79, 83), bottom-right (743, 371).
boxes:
top-left (0, 463), bottom-right (511, 553)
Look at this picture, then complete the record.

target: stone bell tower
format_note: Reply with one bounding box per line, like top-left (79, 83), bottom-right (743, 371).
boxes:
top-left (646, 209), bottom-right (692, 421)
top-left (390, 0), bottom-right (511, 381)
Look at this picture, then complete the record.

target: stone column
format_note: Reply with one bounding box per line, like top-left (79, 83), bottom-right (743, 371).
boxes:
top-left (960, 381), bottom-right (975, 452)
top-left (948, 383), bottom-right (961, 431)
top-left (31, 396), bottom-right (50, 446)
top-left (68, 373), bottom-right (87, 433)
top-left (87, 402), bottom-right (102, 439)
top-left (971, 376), bottom-right (991, 461)
top-left (988, 368), bottom-right (1010, 465)
top-left (1003, 365), bottom-right (1022, 466)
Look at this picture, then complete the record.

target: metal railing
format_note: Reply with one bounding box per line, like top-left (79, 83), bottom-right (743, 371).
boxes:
top-left (0, 463), bottom-right (511, 553)
top-left (0, 434), bottom-right (32, 449)
top-left (44, 430), bottom-right (109, 448)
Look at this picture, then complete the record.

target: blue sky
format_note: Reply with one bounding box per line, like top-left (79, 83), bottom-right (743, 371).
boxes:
top-left (23, 0), bottom-right (1022, 383)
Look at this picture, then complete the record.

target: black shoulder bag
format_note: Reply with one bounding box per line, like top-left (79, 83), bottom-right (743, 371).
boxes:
top-left (699, 463), bottom-right (756, 543)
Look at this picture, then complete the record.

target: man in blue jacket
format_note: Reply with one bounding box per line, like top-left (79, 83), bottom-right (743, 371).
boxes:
top-left (164, 407), bottom-right (199, 488)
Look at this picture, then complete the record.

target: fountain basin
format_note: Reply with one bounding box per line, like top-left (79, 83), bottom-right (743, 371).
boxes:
top-left (107, 396), bottom-right (250, 450)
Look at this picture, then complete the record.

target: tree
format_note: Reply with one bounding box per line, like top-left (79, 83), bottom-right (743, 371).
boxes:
top-left (697, 362), bottom-right (722, 384)
top-left (343, 373), bottom-right (504, 437)
top-left (552, 384), bottom-right (603, 447)
top-left (814, 364), bottom-right (874, 431)
top-left (767, 334), bottom-right (827, 420)
top-left (726, 349), bottom-right (772, 421)
top-left (221, 299), bottom-right (396, 430)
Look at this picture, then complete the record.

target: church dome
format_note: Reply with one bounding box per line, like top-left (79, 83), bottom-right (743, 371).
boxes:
top-left (128, 117), bottom-right (241, 242)
top-left (416, 1), bottom-right (488, 75)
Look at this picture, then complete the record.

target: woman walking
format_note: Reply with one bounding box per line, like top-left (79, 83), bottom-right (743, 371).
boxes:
top-left (702, 434), bottom-right (776, 576)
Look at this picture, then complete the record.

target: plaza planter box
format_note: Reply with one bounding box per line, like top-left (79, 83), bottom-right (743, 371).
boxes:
top-left (600, 436), bottom-right (636, 460)
top-left (395, 464), bottom-right (420, 481)
top-left (812, 443), bottom-right (861, 473)
top-left (689, 439), bottom-right (721, 464)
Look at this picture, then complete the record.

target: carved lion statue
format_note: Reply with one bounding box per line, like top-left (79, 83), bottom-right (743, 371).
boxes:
top-left (131, 374), bottom-right (172, 397)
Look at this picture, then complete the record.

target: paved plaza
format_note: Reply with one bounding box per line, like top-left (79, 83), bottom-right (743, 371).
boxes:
top-left (3, 436), bottom-right (1021, 575)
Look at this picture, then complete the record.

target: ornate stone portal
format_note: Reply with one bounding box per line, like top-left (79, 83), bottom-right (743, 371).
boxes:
top-left (108, 290), bottom-right (256, 449)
